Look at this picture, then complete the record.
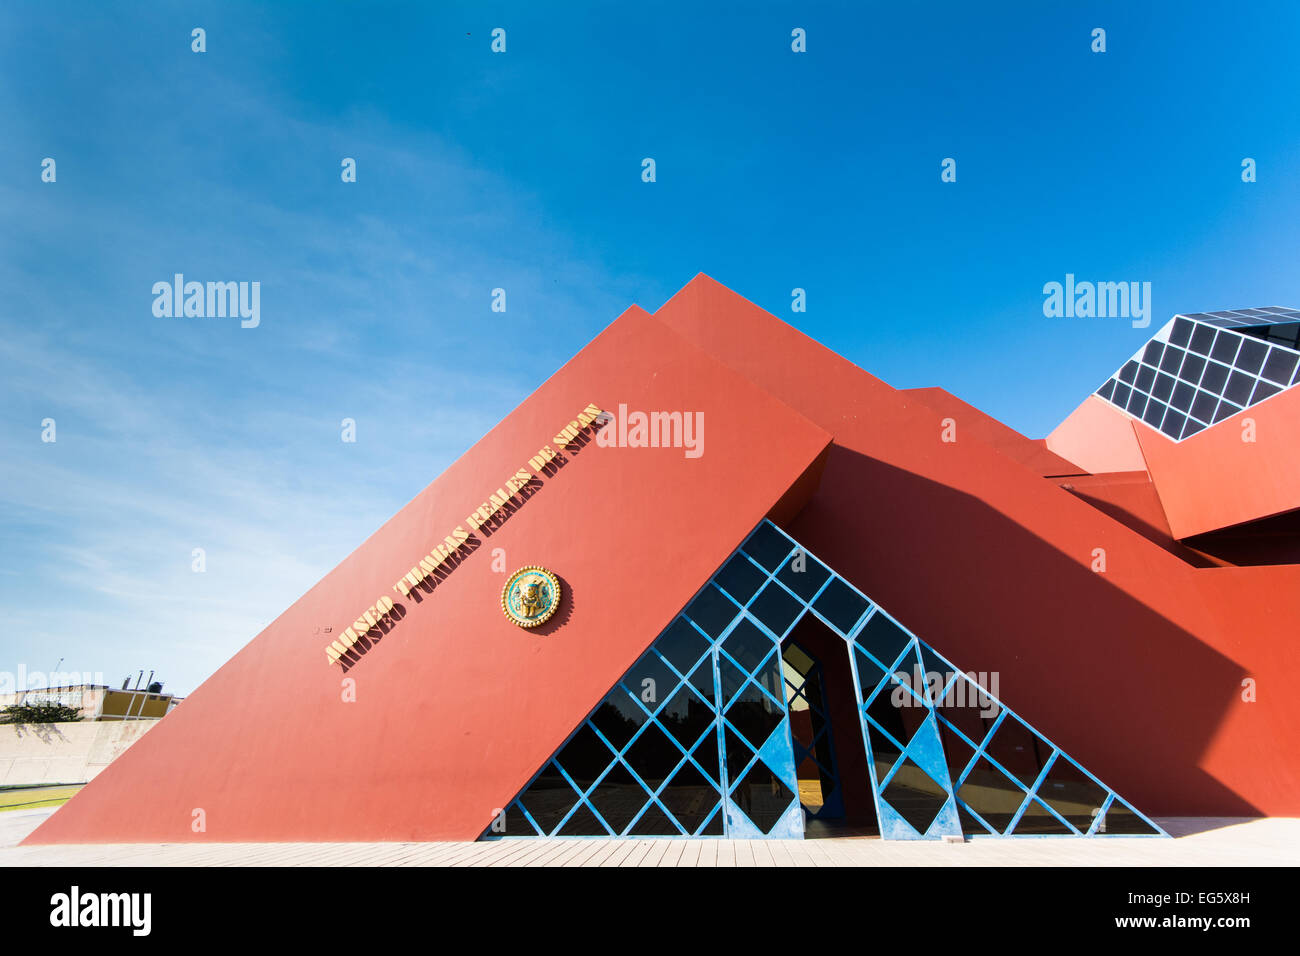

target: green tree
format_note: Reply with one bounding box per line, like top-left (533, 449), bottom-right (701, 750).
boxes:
top-left (0, 702), bottom-right (83, 724)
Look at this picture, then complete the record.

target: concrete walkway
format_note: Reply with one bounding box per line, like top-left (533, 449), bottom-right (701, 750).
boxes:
top-left (2, 809), bottom-right (1295, 866)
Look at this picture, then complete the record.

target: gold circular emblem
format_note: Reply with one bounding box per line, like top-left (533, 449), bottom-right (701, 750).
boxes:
top-left (501, 566), bottom-right (562, 628)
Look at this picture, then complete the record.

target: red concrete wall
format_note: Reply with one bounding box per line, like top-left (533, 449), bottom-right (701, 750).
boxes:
top-left (655, 274), bottom-right (1300, 817)
top-left (1060, 472), bottom-right (1221, 567)
top-left (1047, 395), bottom-right (1149, 475)
top-left (25, 307), bottom-right (831, 844)
top-left (1134, 385), bottom-right (1300, 539)
top-left (905, 387), bottom-right (1083, 477)
top-left (1192, 564), bottom-right (1300, 797)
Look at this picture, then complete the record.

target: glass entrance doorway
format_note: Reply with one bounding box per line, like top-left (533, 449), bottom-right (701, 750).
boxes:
top-left (781, 615), bottom-right (881, 837)
top-left (782, 640), bottom-right (843, 821)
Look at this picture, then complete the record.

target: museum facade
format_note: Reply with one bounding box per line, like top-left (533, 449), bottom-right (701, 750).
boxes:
top-left (25, 277), bottom-right (1300, 845)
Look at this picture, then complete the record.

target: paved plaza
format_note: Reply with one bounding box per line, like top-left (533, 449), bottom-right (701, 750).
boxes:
top-left (2, 809), bottom-right (1295, 866)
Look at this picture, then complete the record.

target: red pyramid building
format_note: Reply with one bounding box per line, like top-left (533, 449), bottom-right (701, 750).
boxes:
top-left (26, 276), bottom-right (1300, 845)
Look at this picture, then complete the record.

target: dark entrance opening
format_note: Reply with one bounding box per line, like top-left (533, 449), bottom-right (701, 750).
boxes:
top-left (781, 614), bottom-right (879, 838)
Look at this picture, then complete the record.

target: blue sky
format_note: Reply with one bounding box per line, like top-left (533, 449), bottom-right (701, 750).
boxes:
top-left (3, 1), bottom-right (1299, 695)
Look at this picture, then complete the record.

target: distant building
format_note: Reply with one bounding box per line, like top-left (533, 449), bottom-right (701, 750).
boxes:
top-left (0, 684), bottom-right (181, 721)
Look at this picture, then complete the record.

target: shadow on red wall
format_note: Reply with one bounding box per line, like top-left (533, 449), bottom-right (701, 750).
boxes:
top-left (785, 446), bottom-right (1272, 817)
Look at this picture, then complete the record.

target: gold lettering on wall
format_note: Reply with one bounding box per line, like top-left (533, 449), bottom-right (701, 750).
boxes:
top-left (327, 404), bottom-right (606, 664)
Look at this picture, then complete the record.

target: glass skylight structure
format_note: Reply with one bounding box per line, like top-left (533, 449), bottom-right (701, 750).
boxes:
top-left (1095, 307), bottom-right (1300, 441)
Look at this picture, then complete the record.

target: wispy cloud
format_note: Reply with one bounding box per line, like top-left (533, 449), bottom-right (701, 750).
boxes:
top-left (0, 15), bottom-right (650, 694)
